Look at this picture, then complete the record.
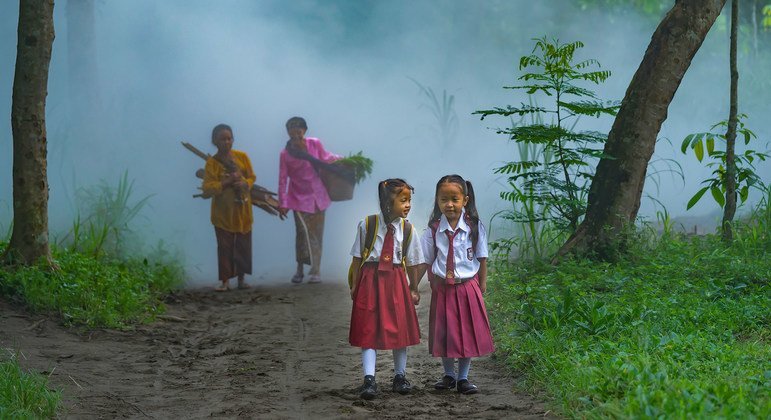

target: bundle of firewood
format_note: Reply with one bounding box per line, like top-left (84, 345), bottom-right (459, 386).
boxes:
top-left (182, 141), bottom-right (285, 220)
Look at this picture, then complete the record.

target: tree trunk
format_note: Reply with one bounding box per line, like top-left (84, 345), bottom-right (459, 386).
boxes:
top-left (5, 0), bottom-right (55, 266)
top-left (723, 0), bottom-right (739, 242)
top-left (554, 0), bottom-right (727, 261)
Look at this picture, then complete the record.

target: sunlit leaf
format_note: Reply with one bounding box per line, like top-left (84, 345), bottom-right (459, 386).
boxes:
top-left (694, 140), bottom-right (704, 162)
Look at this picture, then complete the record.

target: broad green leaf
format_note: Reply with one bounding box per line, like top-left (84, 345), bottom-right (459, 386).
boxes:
top-left (681, 134), bottom-right (694, 153)
top-left (687, 187), bottom-right (709, 210)
top-left (706, 136), bottom-right (715, 155)
top-left (740, 185), bottom-right (749, 203)
top-left (694, 139), bottom-right (704, 162)
top-left (710, 185), bottom-right (725, 208)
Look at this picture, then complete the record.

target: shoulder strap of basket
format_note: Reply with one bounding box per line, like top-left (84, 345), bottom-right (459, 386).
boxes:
top-left (360, 214), bottom-right (378, 266)
top-left (285, 140), bottom-right (352, 180)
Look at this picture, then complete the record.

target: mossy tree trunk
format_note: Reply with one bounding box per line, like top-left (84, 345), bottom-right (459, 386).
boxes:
top-left (555, 0), bottom-right (727, 261)
top-left (6, 0), bottom-right (55, 266)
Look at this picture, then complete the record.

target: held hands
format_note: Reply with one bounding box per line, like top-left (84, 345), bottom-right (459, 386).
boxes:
top-left (410, 289), bottom-right (420, 306)
top-left (278, 207), bottom-right (289, 218)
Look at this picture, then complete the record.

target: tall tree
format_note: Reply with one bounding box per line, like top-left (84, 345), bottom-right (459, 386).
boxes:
top-left (555, 0), bottom-right (727, 261)
top-left (722, 0), bottom-right (739, 241)
top-left (5, 0), bottom-right (55, 266)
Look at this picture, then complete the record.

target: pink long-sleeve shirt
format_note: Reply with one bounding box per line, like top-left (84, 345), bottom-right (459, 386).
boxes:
top-left (278, 137), bottom-right (341, 213)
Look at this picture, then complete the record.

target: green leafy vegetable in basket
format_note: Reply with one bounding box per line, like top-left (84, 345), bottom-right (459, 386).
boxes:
top-left (336, 152), bottom-right (374, 184)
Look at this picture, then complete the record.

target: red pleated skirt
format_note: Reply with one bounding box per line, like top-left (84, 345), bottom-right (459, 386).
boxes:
top-left (349, 263), bottom-right (421, 350)
top-left (428, 275), bottom-right (494, 358)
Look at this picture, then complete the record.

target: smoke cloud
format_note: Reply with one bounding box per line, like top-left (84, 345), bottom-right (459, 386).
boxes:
top-left (1, 1), bottom-right (768, 284)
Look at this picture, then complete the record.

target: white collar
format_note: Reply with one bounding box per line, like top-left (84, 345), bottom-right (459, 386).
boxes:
top-left (438, 209), bottom-right (468, 233)
top-left (379, 213), bottom-right (401, 230)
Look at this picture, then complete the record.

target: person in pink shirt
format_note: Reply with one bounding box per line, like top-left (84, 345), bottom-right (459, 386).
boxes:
top-left (278, 117), bottom-right (341, 284)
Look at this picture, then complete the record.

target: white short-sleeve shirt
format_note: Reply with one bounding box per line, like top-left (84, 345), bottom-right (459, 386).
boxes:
top-left (419, 210), bottom-right (488, 279)
top-left (350, 214), bottom-right (423, 266)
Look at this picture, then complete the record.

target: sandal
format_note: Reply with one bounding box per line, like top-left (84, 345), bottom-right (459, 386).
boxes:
top-left (237, 279), bottom-right (251, 289)
top-left (214, 282), bottom-right (230, 292)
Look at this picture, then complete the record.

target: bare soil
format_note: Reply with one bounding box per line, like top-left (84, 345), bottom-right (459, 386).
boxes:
top-left (1, 280), bottom-right (554, 419)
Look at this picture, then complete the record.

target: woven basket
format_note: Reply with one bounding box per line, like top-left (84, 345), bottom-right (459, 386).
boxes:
top-left (319, 163), bottom-right (355, 201)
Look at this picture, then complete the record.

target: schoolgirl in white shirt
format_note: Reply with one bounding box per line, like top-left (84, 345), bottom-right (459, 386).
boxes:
top-left (416, 174), bottom-right (494, 395)
top-left (348, 178), bottom-right (422, 400)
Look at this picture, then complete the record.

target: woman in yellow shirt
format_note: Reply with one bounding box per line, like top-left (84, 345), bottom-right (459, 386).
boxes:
top-left (202, 124), bottom-right (256, 291)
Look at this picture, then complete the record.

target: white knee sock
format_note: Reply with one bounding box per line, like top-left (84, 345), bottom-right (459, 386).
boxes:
top-left (362, 348), bottom-right (376, 377)
top-left (458, 357), bottom-right (472, 380)
top-left (392, 347), bottom-right (407, 376)
top-left (442, 357), bottom-right (456, 378)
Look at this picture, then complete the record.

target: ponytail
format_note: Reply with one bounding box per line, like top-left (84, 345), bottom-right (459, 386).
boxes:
top-left (464, 180), bottom-right (480, 247)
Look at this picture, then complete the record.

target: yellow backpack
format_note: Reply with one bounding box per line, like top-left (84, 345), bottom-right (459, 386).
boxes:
top-left (347, 215), bottom-right (413, 289)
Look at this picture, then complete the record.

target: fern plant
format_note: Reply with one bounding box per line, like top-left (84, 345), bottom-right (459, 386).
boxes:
top-left (475, 37), bottom-right (619, 233)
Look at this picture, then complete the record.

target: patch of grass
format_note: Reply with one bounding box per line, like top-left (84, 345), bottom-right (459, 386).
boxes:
top-left (0, 351), bottom-right (60, 418)
top-left (488, 231), bottom-right (770, 418)
top-left (0, 242), bottom-right (183, 328)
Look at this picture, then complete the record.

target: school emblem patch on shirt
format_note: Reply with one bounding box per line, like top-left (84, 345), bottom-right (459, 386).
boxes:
top-left (467, 247), bottom-right (474, 261)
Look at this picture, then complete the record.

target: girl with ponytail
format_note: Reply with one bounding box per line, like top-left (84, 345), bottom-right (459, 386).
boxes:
top-left (417, 174), bottom-right (493, 394)
top-left (348, 179), bottom-right (423, 400)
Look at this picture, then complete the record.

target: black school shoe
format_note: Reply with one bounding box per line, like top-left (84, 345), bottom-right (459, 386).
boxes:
top-left (392, 374), bottom-right (412, 395)
top-left (359, 375), bottom-right (378, 400)
top-left (434, 375), bottom-right (457, 390)
top-left (457, 379), bottom-right (479, 395)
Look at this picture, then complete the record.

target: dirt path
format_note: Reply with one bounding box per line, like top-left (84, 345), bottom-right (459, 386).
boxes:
top-left (1, 281), bottom-right (553, 419)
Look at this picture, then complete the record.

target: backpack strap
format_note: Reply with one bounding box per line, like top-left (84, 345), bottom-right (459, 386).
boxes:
top-left (360, 214), bottom-right (378, 266)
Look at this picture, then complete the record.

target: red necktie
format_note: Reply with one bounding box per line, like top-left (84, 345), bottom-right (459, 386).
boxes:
top-left (444, 229), bottom-right (460, 284)
top-left (378, 224), bottom-right (395, 273)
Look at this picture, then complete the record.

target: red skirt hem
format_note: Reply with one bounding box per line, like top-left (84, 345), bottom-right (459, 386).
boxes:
top-left (428, 274), bottom-right (494, 358)
top-left (349, 264), bottom-right (420, 350)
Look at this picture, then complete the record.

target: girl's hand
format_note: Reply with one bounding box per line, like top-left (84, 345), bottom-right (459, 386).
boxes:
top-left (478, 281), bottom-right (487, 294)
top-left (410, 290), bottom-right (420, 305)
top-left (350, 286), bottom-right (356, 300)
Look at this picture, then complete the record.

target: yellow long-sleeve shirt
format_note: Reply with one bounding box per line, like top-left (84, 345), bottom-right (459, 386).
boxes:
top-left (202, 150), bottom-right (256, 233)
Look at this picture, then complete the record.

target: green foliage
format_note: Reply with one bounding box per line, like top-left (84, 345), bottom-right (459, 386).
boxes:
top-left (576, 0), bottom-right (671, 17)
top-left (475, 38), bottom-right (619, 234)
top-left (58, 171), bottom-right (153, 259)
top-left (410, 78), bottom-right (459, 149)
top-left (488, 105), bottom-right (569, 261)
top-left (681, 115), bottom-right (768, 210)
top-left (336, 151), bottom-right (374, 184)
top-left (487, 210), bottom-right (770, 418)
top-left (764, 4), bottom-right (771, 30)
top-left (0, 351), bottom-right (60, 418)
top-left (0, 241), bottom-right (183, 328)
